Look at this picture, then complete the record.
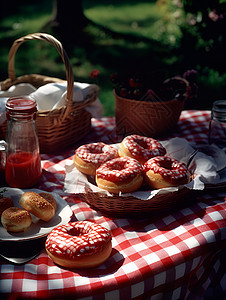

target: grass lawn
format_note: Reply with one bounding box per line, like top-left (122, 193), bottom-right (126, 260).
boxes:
top-left (0, 0), bottom-right (225, 116)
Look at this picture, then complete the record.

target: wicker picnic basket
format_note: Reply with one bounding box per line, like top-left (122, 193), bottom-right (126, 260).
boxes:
top-left (114, 76), bottom-right (189, 137)
top-left (79, 186), bottom-right (190, 217)
top-left (0, 33), bottom-right (98, 153)
top-left (114, 92), bottom-right (185, 137)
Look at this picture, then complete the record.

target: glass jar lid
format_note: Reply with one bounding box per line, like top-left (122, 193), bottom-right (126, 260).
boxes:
top-left (212, 100), bottom-right (226, 123)
top-left (6, 96), bottom-right (37, 114)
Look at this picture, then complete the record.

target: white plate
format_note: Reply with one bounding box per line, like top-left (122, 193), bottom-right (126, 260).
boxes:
top-left (0, 187), bottom-right (73, 241)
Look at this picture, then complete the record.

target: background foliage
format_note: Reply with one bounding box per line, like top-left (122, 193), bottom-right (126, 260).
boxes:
top-left (0, 0), bottom-right (225, 116)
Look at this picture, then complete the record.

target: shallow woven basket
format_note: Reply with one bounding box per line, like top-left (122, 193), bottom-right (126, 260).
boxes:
top-left (0, 33), bottom-right (98, 153)
top-left (79, 186), bottom-right (190, 217)
top-left (114, 90), bottom-right (185, 137)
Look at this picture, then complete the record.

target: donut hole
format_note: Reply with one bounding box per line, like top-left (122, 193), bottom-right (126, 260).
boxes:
top-left (158, 160), bottom-right (173, 170)
top-left (67, 227), bottom-right (87, 237)
top-left (111, 161), bottom-right (126, 171)
top-left (88, 147), bottom-right (103, 154)
top-left (134, 138), bottom-right (148, 149)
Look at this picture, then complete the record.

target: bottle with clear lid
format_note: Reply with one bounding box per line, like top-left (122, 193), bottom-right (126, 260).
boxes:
top-left (208, 100), bottom-right (226, 148)
top-left (0, 96), bottom-right (42, 188)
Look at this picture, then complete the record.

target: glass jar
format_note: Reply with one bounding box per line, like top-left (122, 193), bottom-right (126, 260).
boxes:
top-left (0, 96), bottom-right (42, 188)
top-left (208, 100), bottom-right (226, 148)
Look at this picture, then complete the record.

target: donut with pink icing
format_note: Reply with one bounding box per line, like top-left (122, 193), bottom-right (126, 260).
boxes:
top-left (74, 142), bottom-right (119, 176)
top-left (143, 156), bottom-right (190, 189)
top-left (119, 135), bottom-right (166, 164)
top-left (45, 221), bottom-right (112, 268)
top-left (96, 156), bottom-right (143, 194)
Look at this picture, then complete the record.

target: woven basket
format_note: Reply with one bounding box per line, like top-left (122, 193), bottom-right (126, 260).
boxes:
top-left (114, 90), bottom-right (185, 137)
top-left (0, 33), bottom-right (98, 153)
top-left (79, 187), bottom-right (190, 217)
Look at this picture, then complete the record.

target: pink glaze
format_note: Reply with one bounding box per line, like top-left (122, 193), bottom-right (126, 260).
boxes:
top-left (75, 142), bottom-right (118, 165)
top-left (45, 221), bottom-right (111, 259)
top-left (144, 156), bottom-right (189, 183)
top-left (96, 156), bottom-right (143, 182)
top-left (123, 135), bottom-right (166, 161)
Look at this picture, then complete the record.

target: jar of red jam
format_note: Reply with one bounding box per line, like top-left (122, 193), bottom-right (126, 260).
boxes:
top-left (1, 96), bottom-right (42, 188)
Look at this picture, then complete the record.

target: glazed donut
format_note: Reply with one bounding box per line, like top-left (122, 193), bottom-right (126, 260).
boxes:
top-left (119, 135), bottom-right (166, 164)
top-left (19, 191), bottom-right (56, 222)
top-left (74, 142), bottom-right (119, 176)
top-left (96, 156), bottom-right (143, 194)
top-left (0, 197), bottom-right (14, 216)
top-left (45, 221), bottom-right (112, 269)
top-left (143, 156), bottom-right (190, 189)
top-left (1, 207), bottom-right (32, 232)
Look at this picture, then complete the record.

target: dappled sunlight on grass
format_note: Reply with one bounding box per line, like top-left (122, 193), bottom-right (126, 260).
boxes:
top-left (84, 1), bottom-right (183, 46)
top-left (0, 0), bottom-right (225, 115)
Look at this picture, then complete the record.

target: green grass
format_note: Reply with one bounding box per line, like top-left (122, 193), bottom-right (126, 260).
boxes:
top-left (85, 1), bottom-right (183, 46)
top-left (85, 3), bottom-right (163, 38)
top-left (0, 0), bottom-right (225, 116)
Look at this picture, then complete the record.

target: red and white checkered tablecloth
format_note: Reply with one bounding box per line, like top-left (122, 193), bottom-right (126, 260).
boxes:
top-left (1, 110), bottom-right (226, 300)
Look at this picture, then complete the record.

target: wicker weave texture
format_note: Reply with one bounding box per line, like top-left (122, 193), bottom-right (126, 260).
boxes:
top-left (80, 187), bottom-right (190, 217)
top-left (114, 90), bottom-right (184, 137)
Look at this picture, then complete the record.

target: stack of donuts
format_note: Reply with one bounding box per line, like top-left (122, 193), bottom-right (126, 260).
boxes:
top-left (73, 134), bottom-right (191, 194)
top-left (0, 191), bottom-right (57, 233)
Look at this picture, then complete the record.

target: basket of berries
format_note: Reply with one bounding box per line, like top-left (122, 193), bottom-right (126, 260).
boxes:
top-left (111, 71), bottom-right (197, 137)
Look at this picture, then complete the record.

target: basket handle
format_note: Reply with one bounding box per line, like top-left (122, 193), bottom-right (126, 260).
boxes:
top-left (8, 32), bottom-right (74, 116)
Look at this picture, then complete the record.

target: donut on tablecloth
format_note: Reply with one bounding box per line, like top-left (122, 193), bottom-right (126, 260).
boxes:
top-left (45, 221), bottom-right (112, 268)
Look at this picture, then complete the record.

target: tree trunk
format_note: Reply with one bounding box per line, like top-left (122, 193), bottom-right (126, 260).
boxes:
top-left (50, 0), bottom-right (88, 42)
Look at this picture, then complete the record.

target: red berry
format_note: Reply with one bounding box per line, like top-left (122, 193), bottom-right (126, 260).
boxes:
top-left (129, 78), bottom-right (141, 88)
top-left (119, 88), bottom-right (128, 97)
top-left (89, 69), bottom-right (100, 79)
top-left (133, 89), bottom-right (142, 97)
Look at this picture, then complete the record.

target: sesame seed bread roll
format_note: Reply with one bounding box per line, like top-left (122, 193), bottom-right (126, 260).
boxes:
top-left (1, 207), bottom-right (32, 232)
top-left (19, 191), bottom-right (55, 221)
top-left (39, 192), bottom-right (57, 212)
